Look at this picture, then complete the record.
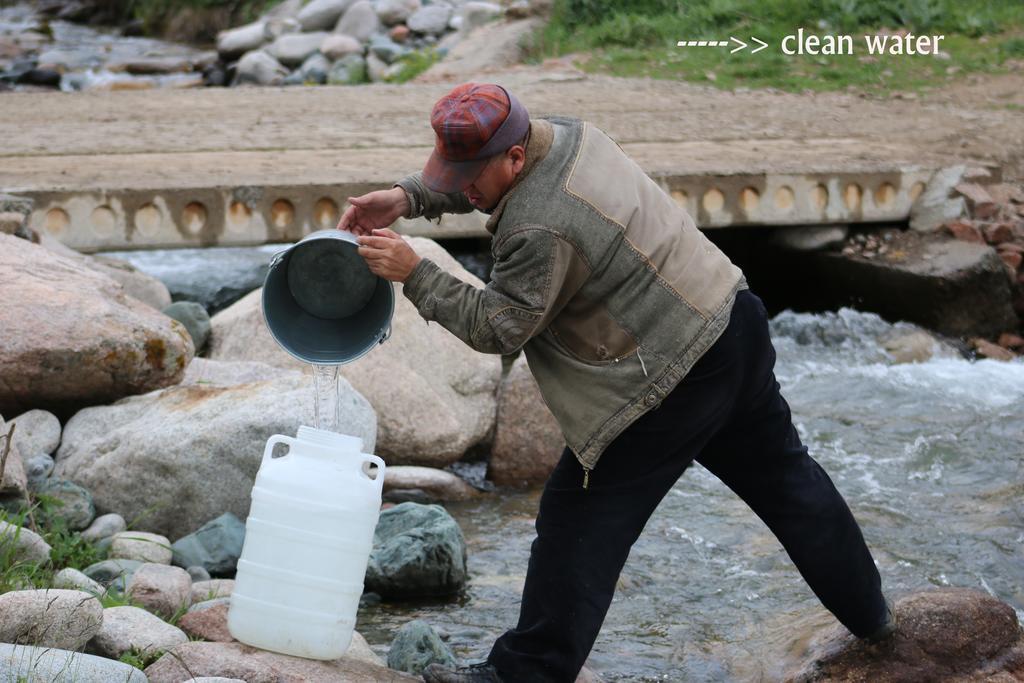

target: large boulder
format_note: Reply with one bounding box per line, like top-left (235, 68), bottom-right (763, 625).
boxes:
top-left (786, 588), bottom-right (1024, 681)
top-left (172, 512), bottom-right (246, 576)
top-left (208, 237), bottom-right (500, 467)
top-left (0, 589), bottom-right (103, 650)
top-left (217, 21), bottom-right (267, 60)
top-left (265, 31), bottom-right (330, 67)
top-left (489, 355), bottom-right (565, 487)
top-left (144, 640), bottom-right (420, 682)
top-left (0, 643), bottom-right (147, 683)
top-left (0, 234), bottom-right (192, 416)
top-left (365, 502), bottom-right (468, 599)
top-left (54, 374), bottom-right (375, 539)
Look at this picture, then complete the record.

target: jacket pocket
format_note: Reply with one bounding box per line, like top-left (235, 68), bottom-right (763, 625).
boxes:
top-left (547, 300), bottom-right (639, 365)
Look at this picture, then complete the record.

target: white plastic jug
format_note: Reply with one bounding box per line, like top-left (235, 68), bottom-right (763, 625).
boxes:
top-left (227, 425), bottom-right (385, 660)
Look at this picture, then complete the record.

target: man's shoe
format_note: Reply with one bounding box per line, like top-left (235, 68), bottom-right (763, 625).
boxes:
top-left (863, 598), bottom-right (897, 643)
top-left (422, 661), bottom-right (503, 683)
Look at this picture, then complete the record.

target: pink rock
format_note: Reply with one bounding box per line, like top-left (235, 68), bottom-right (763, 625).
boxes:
top-left (178, 602), bottom-right (233, 642)
top-left (127, 563), bottom-right (192, 618)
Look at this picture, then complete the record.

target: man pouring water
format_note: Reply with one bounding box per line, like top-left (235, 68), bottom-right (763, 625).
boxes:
top-left (339, 82), bottom-right (896, 683)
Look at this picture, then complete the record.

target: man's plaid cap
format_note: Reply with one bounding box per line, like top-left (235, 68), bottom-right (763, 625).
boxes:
top-left (422, 82), bottom-right (530, 194)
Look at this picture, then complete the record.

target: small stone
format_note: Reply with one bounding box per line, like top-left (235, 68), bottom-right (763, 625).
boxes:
top-left (83, 558), bottom-right (144, 592)
top-left (984, 222), bottom-right (1016, 245)
top-left (24, 453), bottom-right (54, 486)
top-left (0, 519), bottom-right (51, 565)
top-left (0, 211), bottom-right (24, 234)
top-left (187, 565), bottom-right (212, 582)
top-left (366, 52), bottom-right (388, 81)
top-left (52, 567), bottom-right (104, 595)
top-left (178, 600), bottom-right (233, 642)
top-left (997, 333), bottom-right (1024, 350)
top-left (33, 478), bottom-right (94, 530)
top-left (368, 34), bottom-right (410, 64)
top-left (407, 4), bottom-right (452, 35)
top-left (299, 52), bottom-right (331, 84)
top-left (970, 338), bottom-right (1017, 361)
top-left (945, 220), bottom-right (985, 244)
top-left (111, 530), bottom-right (174, 564)
top-left (90, 605), bottom-right (188, 658)
top-left (320, 33), bottom-right (362, 60)
top-left (955, 182), bottom-right (999, 219)
top-left (172, 512), bottom-right (245, 576)
top-left (387, 619), bottom-right (457, 674)
top-left (390, 24), bottom-right (411, 42)
top-left (127, 563), bottom-right (193, 619)
top-left (163, 301), bottom-right (211, 353)
top-left (0, 589), bottom-right (103, 650)
top-left (9, 409), bottom-right (61, 457)
top-left (191, 578), bottom-right (234, 604)
top-left (375, 0), bottom-right (421, 26)
top-left (334, 0), bottom-right (381, 42)
top-left (327, 52), bottom-right (367, 84)
top-left (81, 512), bottom-right (127, 542)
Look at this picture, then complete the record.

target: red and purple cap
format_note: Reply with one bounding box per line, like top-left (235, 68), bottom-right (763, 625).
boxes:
top-left (422, 82), bottom-right (530, 194)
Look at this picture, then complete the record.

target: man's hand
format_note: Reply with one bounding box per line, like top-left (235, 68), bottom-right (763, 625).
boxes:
top-left (357, 228), bottom-right (422, 282)
top-left (337, 187), bottom-right (410, 236)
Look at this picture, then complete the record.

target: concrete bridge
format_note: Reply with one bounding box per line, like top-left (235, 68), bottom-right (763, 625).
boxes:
top-left (0, 71), bottom-right (1003, 252)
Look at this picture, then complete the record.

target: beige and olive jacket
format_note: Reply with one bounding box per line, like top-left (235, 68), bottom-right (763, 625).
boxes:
top-left (395, 115), bottom-right (748, 479)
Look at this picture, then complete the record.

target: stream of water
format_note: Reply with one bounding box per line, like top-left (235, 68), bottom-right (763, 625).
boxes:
top-left (312, 364), bottom-right (343, 433)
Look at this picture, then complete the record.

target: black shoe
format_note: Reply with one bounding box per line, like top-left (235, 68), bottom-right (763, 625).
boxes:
top-left (422, 661), bottom-right (503, 683)
top-left (862, 598), bottom-right (897, 643)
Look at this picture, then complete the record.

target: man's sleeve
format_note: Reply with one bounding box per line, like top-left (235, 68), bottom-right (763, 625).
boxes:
top-left (401, 226), bottom-right (590, 354)
top-left (393, 171), bottom-right (476, 220)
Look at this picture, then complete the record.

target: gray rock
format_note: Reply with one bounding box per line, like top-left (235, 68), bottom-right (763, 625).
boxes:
top-left (366, 502), bottom-right (468, 598)
top-left (172, 513), bottom-right (246, 577)
top-left (127, 563), bottom-right (193, 619)
top-left (187, 596), bottom-right (231, 613)
top-left (407, 3), bottom-right (452, 34)
top-left (456, 1), bottom-right (503, 33)
top-left (52, 567), bottom-right (104, 595)
top-left (217, 21), bottom-right (268, 60)
top-left (368, 34), bottom-right (411, 64)
top-left (110, 530), bottom-right (174, 564)
top-left (233, 49), bottom-right (289, 86)
top-left (298, 0), bottom-right (357, 31)
top-left (90, 605), bottom-right (188, 658)
top-left (23, 452), bottom-right (54, 487)
top-left (320, 32), bottom-right (363, 60)
top-left (262, 0), bottom-right (303, 20)
top-left (81, 512), bottom-right (127, 542)
top-left (181, 358), bottom-right (298, 387)
top-left (335, 0), bottom-right (381, 42)
top-left (33, 478), bottom-right (94, 530)
top-left (772, 225), bottom-right (849, 251)
top-left (263, 16), bottom-right (301, 41)
top-left (387, 619), bottom-right (457, 674)
top-left (909, 164), bottom-right (969, 232)
top-left (375, 0), bottom-right (422, 25)
top-left (0, 519), bottom-right (51, 565)
top-left (163, 301), bottom-right (211, 353)
top-left (327, 52), bottom-right (367, 84)
top-left (366, 51), bottom-right (389, 82)
top-left (54, 375), bottom-right (375, 540)
top-left (384, 466), bottom-right (479, 502)
top-left (187, 565), bottom-right (212, 582)
top-left (265, 31), bottom-right (330, 67)
top-left (0, 643), bottom-right (147, 683)
top-left (300, 52), bottom-right (331, 84)
top-left (190, 579), bottom-right (234, 604)
top-left (83, 558), bottom-right (143, 593)
top-left (0, 589), bottom-right (103, 650)
top-left (281, 69), bottom-right (305, 86)
top-left (8, 408), bottom-right (61, 458)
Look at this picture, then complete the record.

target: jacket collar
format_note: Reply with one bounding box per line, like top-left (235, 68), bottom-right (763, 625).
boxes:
top-left (484, 118), bottom-right (555, 234)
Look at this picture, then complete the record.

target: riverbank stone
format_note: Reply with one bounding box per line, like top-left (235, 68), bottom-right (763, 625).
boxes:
top-left (188, 565), bottom-right (212, 582)
top-left (365, 502), bottom-right (468, 598)
top-left (191, 579), bottom-right (234, 603)
top-left (387, 619), bottom-right (457, 674)
top-left (266, 31), bottom-right (329, 67)
top-left (0, 519), bottom-right (51, 565)
top-left (83, 558), bottom-right (143, 592)
top-left (383, 466), bottom-right (479, 502)
top-left (328, 52), bottom-right (367, 84)
top-left (179, 600), bottom-right (233, 642)
top-left (52, 567), bottom-right (104, 595)
top-left (298, 0), bottom-right (356, 31)
top-left (81, 512), bottom-right (126, 542)
top-left (408, 4), bottom-right (453, 35)
top-left (127, 563), bottom-right (192, 618)
top-left (172, 512), bottom-right (246, 576)
top-left (164, 301), bottom-right (211, 353)
top-left (0, 589), bottom-right (103, 650)
top-left (234, 49), bottom-right (288, 85)
top-left (334, 0), bottom-right (381, 42)
top-left (8, 408), bottom-right (61, 458)
top-left (217, 21), bottom-right (266, 59)
top-left (90, 605), bottom-right (188, 658)
top-left (110, 530), bottom-right (174, 564)
top-left (787, 587), bottom-right (1024, 681)
top-left (24, 452), bottom-right (54, 487)
top-left (0, 643), bottom-right (147, 683)
top-left (33, 477), bottom-right (94, 530)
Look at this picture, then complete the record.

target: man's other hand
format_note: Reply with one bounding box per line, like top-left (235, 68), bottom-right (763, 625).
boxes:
top-left (357, 228), bottom-right (422, 282)
top-left (337, 187), bottom-right (410, 236)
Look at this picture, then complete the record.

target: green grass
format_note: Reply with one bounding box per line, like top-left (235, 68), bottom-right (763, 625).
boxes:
top-left (529, 0), bottom-right (1024, 94)
top-left (386, 47), bottom-right (445, 84)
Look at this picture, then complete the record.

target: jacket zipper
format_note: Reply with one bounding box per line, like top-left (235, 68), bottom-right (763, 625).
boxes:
top-left (582, 464), bottom-right (592, 490)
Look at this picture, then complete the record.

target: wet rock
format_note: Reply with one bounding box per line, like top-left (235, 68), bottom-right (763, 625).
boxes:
top-left (387, 619), bottom-right (456, 674)
top-left (190, 579), bottom-right (234, 604)
top-left (8, 408), bottom-right (61, 459)
top-left (110, 530), bottom-right (174, 564)
top-left (55, 377), bottom-right (374, 539)
top-left (320, 33), bottom-right (363, 59)
top-left (163, 301), bottom-right (211, 353)
top-left (376, 0), bottom-right (422, 26)
top-left (144, 640), bottom-right (420, 682)
top-left (299, 0), bottom-right (358, 31)
top-left (786, 588), bottom-right (1024, 682)
top-left (878, 328), bottom-right (961, 364)
top-left (266, 31), bottom-right (330, 67)
top-left (0, 234), bottom-right (193, 416)
top-left (489, 355), bottom-right (565, 487)
top-left (81, 512), bottom-right (127, 542)
top-left (208, 238), bottom-right (499, 468)
top-left (233, 49), bottom-right (288, 86)
top-left (172, 513), bottom-right (246, 576)
top-left (366, 502), bottom-right (468, 598)
top-left (179, 600), bottom-right (233, 642)
top-left (0, 643), bottom-right (147, 683)
top-left (52, 567), bottom-right (104, 595)
top-left (83, 558), bottom-right (143, 592)
top-left (335, 0), bottom-right (381, 42)
top-left (383, 466), bottom-right (479, 502)
top-left (90, 605), bottom-right (188, 658)
top-left (0, 519), bottom-right (51, 565)
top-left (127, 563), bottom-right (192, 618)
top-left (0, 589), bottom-right (103, 650)
top-left (33, 478), bottom-right (94, 530)
top-left (217, 21), bottom-right (267, 60)
top-left (970, 337), bottom-right (1017, 361)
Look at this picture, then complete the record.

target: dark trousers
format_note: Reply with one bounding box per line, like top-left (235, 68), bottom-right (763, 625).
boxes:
top-left (487, 289), bottom-right (888, 682)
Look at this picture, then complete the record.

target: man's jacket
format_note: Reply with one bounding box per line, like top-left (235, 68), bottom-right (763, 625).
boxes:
top-left (395, 115), bottom-right (748, 478)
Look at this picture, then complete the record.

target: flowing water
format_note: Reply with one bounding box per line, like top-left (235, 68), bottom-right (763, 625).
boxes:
top-left (312, 364), bottom-right (343, 433)
top-left (356, 307), bottom-right (1024, 682)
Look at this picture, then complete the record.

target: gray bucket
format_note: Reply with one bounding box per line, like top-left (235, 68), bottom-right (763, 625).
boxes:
top-left (262, 229), bottom-right (394, 365)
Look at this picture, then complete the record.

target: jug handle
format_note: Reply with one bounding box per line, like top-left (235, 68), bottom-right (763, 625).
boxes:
top-left (379, 325), bottom-right (392, 345)
top-left (361, 454), bottom-right (387, 494)
top-left (263, 435), bottom-right (297, 466)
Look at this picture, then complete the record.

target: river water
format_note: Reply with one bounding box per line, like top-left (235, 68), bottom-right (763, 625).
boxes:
top-left (355, 307), bottom-right (1024, 681)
